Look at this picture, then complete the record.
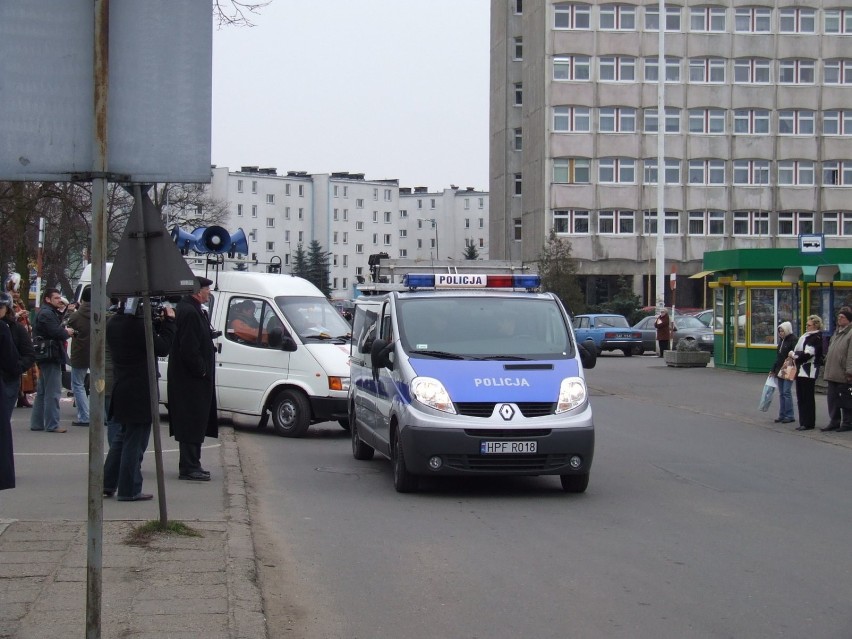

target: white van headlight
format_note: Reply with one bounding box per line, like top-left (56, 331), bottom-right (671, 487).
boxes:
top-left (410, 377), bottom-right (456, 414)
top-left (556, 377), bottom-right (587, 414)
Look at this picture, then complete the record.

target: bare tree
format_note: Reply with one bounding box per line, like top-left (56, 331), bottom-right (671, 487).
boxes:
top-left (213, 0), bottom-right (272, 28)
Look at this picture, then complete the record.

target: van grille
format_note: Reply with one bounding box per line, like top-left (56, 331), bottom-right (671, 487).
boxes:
top-left (464, 429), bottom-right (551, 438)
top-left (444, 454), bottom-right (569, 472)
top-left (455, 402), bottom-right (555, 418)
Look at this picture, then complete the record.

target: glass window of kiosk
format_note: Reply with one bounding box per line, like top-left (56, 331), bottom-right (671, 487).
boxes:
top-left (736, 288), bottom-right (747, 345)
top-left (713, 288), bottom-right (724, 331)
top-left (750, 288), bottom-right (794, 345)
top-left (809, 287), bottom-right (852, 332)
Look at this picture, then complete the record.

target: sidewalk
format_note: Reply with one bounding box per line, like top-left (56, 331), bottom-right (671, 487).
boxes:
top-left (0, 398), bottom-right (267, 638)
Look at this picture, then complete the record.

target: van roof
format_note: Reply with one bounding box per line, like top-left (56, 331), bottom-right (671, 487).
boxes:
top-left (193, 270), bottom-right (325, 298)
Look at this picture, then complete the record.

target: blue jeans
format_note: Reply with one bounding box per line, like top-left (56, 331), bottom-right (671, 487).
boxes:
top-left (30, 362), bottom-right (63, 431)
top-left (777, 377), bottom-right (794, 421)
top-left (103, 421), bottom-right (151, 499)
top-left (71, 367), bottom-right (89, 423)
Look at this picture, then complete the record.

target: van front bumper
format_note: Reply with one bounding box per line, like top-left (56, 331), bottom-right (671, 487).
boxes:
top-left (398, 424), bottom-right (594, 477)
top-left (310, 396), bottom-right (348, 423)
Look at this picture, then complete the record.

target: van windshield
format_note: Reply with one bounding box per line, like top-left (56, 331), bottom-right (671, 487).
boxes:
top-left (276, 296), bottom-right (352, 341)
top-left (397, 297), bottom-right (574, 360)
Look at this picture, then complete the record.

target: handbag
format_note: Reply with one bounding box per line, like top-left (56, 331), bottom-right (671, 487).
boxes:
top-left (781, 362), bottom-right (797, 381)
top-left (759, 375), bottom-right (776, 412)
top-left (33, 336), bottom-right (59, 363)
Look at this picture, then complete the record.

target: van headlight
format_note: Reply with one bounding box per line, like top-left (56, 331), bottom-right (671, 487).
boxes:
top-left (410, 377), bottom-right (456, 414)
top-left (556, 377), bottom-right (587, 414)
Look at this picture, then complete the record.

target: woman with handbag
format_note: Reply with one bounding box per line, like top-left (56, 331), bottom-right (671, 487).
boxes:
top-left (770, 322), bottom-right (797, 424)
top-left (789, 315), bottom-right (824, 431)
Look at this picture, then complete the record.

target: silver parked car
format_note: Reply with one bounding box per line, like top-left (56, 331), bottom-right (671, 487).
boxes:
top-left (632, 315), bottom-right (715, 354)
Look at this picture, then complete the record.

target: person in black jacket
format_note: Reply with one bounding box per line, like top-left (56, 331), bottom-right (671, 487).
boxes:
top-left (769, 321), bottom-right (797, 424)
top-left (0, 296), bottom-right (22, 490)
top-left (103, 298), bottom-right (176, 501)
top-left (29, 288), bottom-right (75, 433)
top-left (0, 293), bottom-right (35, 422)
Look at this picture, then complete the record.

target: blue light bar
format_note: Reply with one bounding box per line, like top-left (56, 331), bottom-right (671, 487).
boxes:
top-left (403, 274), bottom-right (435, 288)
top-left (402, 273), bottom-right (541, 290)
top-left (513, 274), bottom-right (541, 288)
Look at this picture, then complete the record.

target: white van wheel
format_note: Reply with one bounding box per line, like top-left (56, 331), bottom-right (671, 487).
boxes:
top-left (392, 435), bottom-right (418, 493)
top-left (270, 389), bottom-right (310, 437)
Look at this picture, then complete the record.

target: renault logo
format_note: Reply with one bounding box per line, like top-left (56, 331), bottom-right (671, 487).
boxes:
top-left (498, 404), bottom-right (515, 421)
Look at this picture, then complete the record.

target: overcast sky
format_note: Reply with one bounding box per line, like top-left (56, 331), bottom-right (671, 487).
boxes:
top-left (211, 0), bottom-right (490, 192)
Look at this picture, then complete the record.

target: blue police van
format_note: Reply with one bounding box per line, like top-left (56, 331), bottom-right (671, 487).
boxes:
top-left (348, 271), bottom-right (596, 493)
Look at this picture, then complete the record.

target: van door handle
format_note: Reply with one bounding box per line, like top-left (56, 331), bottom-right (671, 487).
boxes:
top-left (217, 342), bottom-right (222, 354)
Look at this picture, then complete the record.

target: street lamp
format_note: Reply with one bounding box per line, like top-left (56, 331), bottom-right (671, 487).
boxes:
top-left (418, 218), bottom-right (438, 260)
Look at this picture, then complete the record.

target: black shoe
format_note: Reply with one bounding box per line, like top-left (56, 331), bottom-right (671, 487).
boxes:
top-left (795, 426), bottom-right (814, 431)
top-left (781, 419), bottom-right (796, 423)
top-left (837, 426), bottom-right (852, 432)
top-left (116, 493), bottom-right (153, 501)
top-left (179, 471), bottom-right (211, 481)
top-left (774, 418), bottom-right (783, 423)
top-left (820, 424), bottom-right (839, 432)
top-left (103, 490), bottom-right (115, 498)
top-left (72, 421), bottom-right (90, 427)
top-left (198, 468), bottom-right (211, 476)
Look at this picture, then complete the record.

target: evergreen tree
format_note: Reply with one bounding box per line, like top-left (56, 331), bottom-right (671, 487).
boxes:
top-left (463, 240), bottom-right (479, 260)
top-left (537, 229), bottom-right (585, 315)
top-left (306, 240), bottom-right (332, 297)
top-left (600, 276), bottom-right (643, 324)
top-left (291, 243), bottom-right (309, 280)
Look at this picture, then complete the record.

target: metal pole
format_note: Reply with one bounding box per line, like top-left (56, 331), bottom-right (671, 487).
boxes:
top-left (434, 220), bottom-right (439, 260)
top-left (655, 0), bottom-right (666, 309)
top-left (35, 218), bottom-right (45, 308)
top-left (86, 1), bottom-right (109, 636)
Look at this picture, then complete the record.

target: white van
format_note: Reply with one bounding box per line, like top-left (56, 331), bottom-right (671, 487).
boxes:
top-left (76, 264), bottom-right (352, 437)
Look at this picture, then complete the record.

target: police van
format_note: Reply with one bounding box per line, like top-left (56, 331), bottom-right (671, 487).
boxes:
top-left (76, 263), bottom-right (352, 437)
top-left (349, 271), bottom-right (596, 493)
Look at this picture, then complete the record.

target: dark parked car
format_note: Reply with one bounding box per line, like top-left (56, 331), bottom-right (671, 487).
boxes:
top-left (633, 315), bottom-right (715, 354)
top-left (572, 314), bottom-right (643, 357)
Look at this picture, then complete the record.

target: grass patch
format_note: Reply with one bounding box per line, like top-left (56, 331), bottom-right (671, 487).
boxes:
top-left (126, 520), bottom-right (203, 547)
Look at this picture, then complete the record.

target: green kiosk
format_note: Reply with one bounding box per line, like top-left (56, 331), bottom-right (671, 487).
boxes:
top-left (699, 246), bottom-right (852, 372)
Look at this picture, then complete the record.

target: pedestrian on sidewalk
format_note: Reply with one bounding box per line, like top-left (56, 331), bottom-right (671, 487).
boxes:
top-left (0, 298), bottom-right (22, 490)
top-left (788, 316), bottom-right (823, 431)
top-left (822, 310), bottom-right (852, 432)
top-left (0, 293), bottom-right (34, 422)
top-left (103, 298), bottom-right (176, 501)
top-left (168, 277), bottom-right (218, 482)
top-left (67, 287), bottom-right (91, 427)
top-left (770, 321), bottom-right (797, 424)
top-left (30, 288), bottom-right (74, 433)
top-left (654, 308), bottom-right (674, 357)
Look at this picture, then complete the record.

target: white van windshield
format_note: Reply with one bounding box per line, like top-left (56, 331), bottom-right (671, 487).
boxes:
top-left (397, 297), bottom-right (574, 360)
top-left (276, 296), bottom-right (352, 341)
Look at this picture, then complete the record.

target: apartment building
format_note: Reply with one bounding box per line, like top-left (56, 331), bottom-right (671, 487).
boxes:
top-left (490, 0), bottom-right (852, 307)
top-left (209, 167), bottom-right (489, 298)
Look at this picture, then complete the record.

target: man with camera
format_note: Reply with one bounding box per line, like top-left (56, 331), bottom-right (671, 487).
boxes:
top-left (30, 288), bottom-right (75, 433)
top-left (103, 297), bottom-right (176, 501)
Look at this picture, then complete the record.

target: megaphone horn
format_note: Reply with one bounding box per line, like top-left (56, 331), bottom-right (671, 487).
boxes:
top-left (195, 226), bottom-right (232, 254)
top-left (228, 228), bottom-right (249, 256)
top-left (171, 226), bottom-right (198, 255)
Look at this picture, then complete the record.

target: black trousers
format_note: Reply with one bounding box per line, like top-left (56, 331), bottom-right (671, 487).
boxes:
top-left (795, 377), bottom-right (816, 429)
top-left (179, 441), bottom-right (203, 474)
top-left (658, 340), bottom-right (670, 357)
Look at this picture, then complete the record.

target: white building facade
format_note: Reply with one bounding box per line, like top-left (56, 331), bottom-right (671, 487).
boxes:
top-left (490, 0), bottom-right (852, 307)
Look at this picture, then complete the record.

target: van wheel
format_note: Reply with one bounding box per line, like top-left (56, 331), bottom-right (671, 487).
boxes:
top-left (270, 389), bottom-right (310, 437)
top-left (392, 434), bottom-right (419, 493)
top-left (560, 473), bottom-right (589, 493)
top-left (338, 418), bottom-right (350, 431)
top-left (351, 420), bottom-right (374, 460)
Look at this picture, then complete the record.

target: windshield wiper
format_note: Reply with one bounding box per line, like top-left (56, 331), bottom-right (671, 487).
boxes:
top-left (409, 349), bottom-right (465, 360)
top-left (472, 355), bottom-right (531, 361)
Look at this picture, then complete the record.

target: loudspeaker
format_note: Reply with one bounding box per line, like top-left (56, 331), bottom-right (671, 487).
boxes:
top-left (195, 226), bottom-right (232, 254)
top-left (228, 228), bottom-right (248, 256)
top-left (171, 226), bottom-right (199, 255)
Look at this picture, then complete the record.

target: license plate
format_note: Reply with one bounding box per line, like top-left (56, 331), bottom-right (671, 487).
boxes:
top-left (480, 440), bottom-right (537, 454)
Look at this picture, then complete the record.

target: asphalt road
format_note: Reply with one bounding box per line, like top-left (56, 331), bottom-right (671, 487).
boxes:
top-left (237, 355), bottom-right (852, 639)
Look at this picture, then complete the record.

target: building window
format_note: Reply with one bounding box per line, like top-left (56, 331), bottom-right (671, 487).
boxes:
top-left (513, 128), bottom-right (523, 150)
top-left (824, 59), bottom-right (852, 85)
top-left (266, 217), bottom-right (275, 228)
top-left (643, 159), bottom-right (681, 184)
top-left (688, 210), bottom-right (725, 235)
top-left (285, 184), bottom-right (291, 195)
top-left (514, 173), bottom-right (523, 195)
top-left (734, 109), bottom-right (771, 135)
top-left (599, 56), bottom-right (636, 82)
top-left (733, 211), bottom-right (770, 236)
top-left (554, 55), bottom-right (591, 80)
top-left (251, 180), bottom-right (257, 194)
top-left (598, 158), bottom-right (636, 184)
top-left (644, 5), bottom-right (681, 31)
top-left (779, 110), bottom-right (815, 135)
top-left (479, 198), bottom-right (484, 209)
top-left (778, 160), bottom-right (815, 185)
top-left (598, 210), bottom-right (635, 235)
top-left (688, 108), bottom-right (726, 134)
top-left (237, 204), bottom-right (243, 217)
top-left (514, 0), bottom-right (522, 14)
top-left (479, 218), bottom-right (484, 228)
top-left (600, 4), bottom-right (636, 30)
top-left (464, 218), bottom-right (470, 228)
top-left (237, 179), bottom-right (243, 193)
top-left (734, 58), bottom-right (771, 84)
top-left (342, 232), bottom-right (348, 244)
top-left (513, 83), bottom-right (523, 106)
top-left (249, 229), bottom-right (257, 242)
top-left (823, 161), bottom-right (852, 186)
top-left (355, 243), bottom-right (364, 254)
top-left (643, 108), bottom-right (680, 133)
top-left (644, 56), bottom-right (681, 83)
top-left (464, 200), bottom-right (470, 211)
top-left (298, 207), bottom-right (304, 220)
top-left (734, 7), bottom-right (771, 33)
top-left (298, 185), bottom-right (304, 197)
top-left (688, 159), bottom-right (726, 185)
top-left (384, 234), bottom-right (392, 246)
top-left (251, 205), bottom-right (258, 217)
top-left (823, 212), bottom-right (852, 236)
top-left (356, 198), bottom-right (364, 208)
top-left (690, 6), bottom-right (726, 32)
top-left (266, 193), bottom-right (275, 204)
top-left (599, 107), bottom-right (636, 133)
top-left (779, 7), bottom-right (815, 33)
top-left (554, 3), bottom-right (591, 29)
top-left (399, 209), bottom-right (407, 219)
top-left (778, 212), bottom-right (815, 236)
top-left (824, 111), bottom-right (852, 136)
top-left (266, 241), bottom-right (274, 252)
top-left (643, 211), bottom-right (680, 235)
top-left (398, 249), bottom-right (407, 258)
top-left (825, 9), bottom-right (852, 34)
top-left (689, 57), bottom-right (726, 83)
top-left (554, 209), bottom-right (590, 234)
top-left (514, 218), bottom-right (522, 241)
top-left (513, 36), bottom-right (523, 60)
top-left (384, 211), bottom-right (392, 223)
top-left (284, 206), bottom-right (290, 219)
top-left (779, 59), bottom-right (815, 84)
top-left (373, 188), bottom-right (379, 201)
top-left (429, 198), bottom-right (436, 209)
top-left (372, 233), bottom-right (378, 245)
top-left (553, 158), bottom-right (591, 184)
top-left (384, 189), bottom-right (392, 202)
top-left (553, 106), bottom-right (590, 132)
top-left (355, 221), bottom-right (364, 231)
top-left (372, 211), bottom-right (379, 223)
top-left (733, 160), bottom-right (771, 185)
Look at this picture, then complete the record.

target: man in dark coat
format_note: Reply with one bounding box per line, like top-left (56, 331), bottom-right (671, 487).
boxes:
top-left (30, 288), bottom-right (75, 433)
top-left (168, 276), bottom-right (218, 481)
top-left (0, 297), bottom-right (22, 490)
top-left (103, 298), bottom-right (176, 501)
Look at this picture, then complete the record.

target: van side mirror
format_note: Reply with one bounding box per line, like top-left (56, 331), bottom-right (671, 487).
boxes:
top-left (370, 337), bottom-right (393, 369)
top-left (578, 342), bottom-right (596, 370)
